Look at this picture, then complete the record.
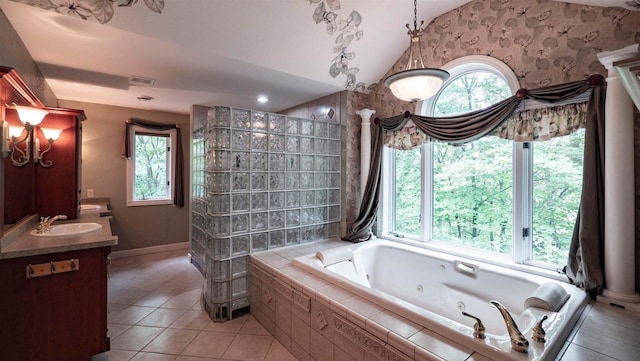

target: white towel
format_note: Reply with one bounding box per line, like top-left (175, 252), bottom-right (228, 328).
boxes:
top-left (316, 247), bottom-right (353, 266)
top-left (524, 282), bottom-right (570, 312)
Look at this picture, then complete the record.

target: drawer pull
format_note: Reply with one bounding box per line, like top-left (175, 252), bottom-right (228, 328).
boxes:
top-left (26, 259), bottom-right (80, 278)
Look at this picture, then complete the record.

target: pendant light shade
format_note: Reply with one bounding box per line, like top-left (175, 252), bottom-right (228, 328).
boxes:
top-left (384, 0), bottom-right (449, 102)
top-left (385, 68), bottom-right (449, 102)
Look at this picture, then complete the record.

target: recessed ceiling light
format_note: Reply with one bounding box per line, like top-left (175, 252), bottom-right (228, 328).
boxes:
top-left (257, 96), bottom-right (269, 103)
top-left (137, 95), bottom-right (154, 101)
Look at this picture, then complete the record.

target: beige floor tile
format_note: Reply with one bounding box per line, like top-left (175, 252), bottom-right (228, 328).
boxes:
top-left (111, 325), bottom-right (165, 351)
top-left (174, 356), bottom-right (218, 361)
top-left (264, 339), bottom-right (298, 361)
top-left (130, 352), bottom-right (178, 361)
top-left (154, 280), bottom-right (192, 294)
top-left (110, 288), bottom-right (151, 304)
top-left (109, 303), bottom-right (130, 315)
top-left (161, 289), bottom-right (203, 309)
top-left (204, 315), bottom-right (248, 333)
top-left (108, 323), bottom-right (132, 340)
top-left (142, 328), bottom-right (199, 355)
top-left (138, 308), bottom-right (188, 328)
top-left (91, 349), bottom-right (137, 361)
top-left (560, 344), bottom-right (618, 361)
top-left (135, 292), bottom-right (177, 307)
top-left (170, 310), bottom-right (213, 330)
top-left (110, 305), bottom-right (158, 325)
top-left (181, 331), bottom-right (236, 358)
top-left (221, 334), bottom-right (273, 361)
top-left (239, 315), bottom-right (271, 335)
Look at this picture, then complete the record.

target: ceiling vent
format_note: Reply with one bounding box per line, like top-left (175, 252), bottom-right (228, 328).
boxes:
top-left (130, 75), bottom-right (156, 86)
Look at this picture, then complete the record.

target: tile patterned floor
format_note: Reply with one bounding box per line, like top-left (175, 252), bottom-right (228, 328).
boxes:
top-left (92, 249), bottom-right (297, 361)
top-left (557, 300), bottom-right (640, 361)
top-left (93, 247), bottom-right (640, 361)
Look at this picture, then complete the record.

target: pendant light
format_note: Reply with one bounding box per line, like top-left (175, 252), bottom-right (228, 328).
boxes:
top-left (384, 0), bottom-right (449, 102)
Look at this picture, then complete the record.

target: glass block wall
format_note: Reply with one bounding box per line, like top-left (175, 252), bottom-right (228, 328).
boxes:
top-left (191, 105), bottom-right (341, 322)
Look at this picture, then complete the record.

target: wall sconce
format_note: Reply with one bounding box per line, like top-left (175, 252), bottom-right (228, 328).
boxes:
top-left (2, 103), bottom-right (62, 167)
top-left (36, 127), bottom-right (63, 167)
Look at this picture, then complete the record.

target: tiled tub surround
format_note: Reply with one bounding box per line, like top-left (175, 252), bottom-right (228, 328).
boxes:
top-left (292, 240), bottom-right (588, 361)
top-left (191, 106), bottom-right (341, 322)
top-left (249, 240), bottom-right (592, 361)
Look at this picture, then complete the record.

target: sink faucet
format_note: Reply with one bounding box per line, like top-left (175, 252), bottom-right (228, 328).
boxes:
top-left (490, 300), bottom-right (529, 353)
top-left (36, 215), bottom-right (68, 234)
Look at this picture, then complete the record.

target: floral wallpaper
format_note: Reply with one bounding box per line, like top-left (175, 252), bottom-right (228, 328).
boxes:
top-left (306, 0), bottom-right (366, 92)
top-left (367, 0), bottom-right (640, 119)
top-left (10, 0), bottom-right (163, 24)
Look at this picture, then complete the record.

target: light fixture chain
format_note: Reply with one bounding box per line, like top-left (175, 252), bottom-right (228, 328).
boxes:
top-left (413, 0), bottom-right (418, 31)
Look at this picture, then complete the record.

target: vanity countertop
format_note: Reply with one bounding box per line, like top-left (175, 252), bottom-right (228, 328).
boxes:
top-left (0, 202), bottom-right (118, 260)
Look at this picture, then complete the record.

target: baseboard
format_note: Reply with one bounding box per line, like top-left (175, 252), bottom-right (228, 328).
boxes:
top-left (110, 242), bottom-right (190, 259)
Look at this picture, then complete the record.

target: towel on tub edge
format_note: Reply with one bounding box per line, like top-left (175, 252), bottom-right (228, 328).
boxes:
top-left (524, 282), bottom-right (570, 312)
top-left (316, 247), bottom-right (353, 266)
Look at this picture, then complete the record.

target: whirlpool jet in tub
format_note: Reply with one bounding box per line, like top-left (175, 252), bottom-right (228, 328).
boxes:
top-left (292, 239), bottom-right (588, 361)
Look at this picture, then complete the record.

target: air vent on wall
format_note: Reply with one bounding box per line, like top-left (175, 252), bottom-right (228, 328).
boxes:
top-left (130, 75), bottom-right (156, 86)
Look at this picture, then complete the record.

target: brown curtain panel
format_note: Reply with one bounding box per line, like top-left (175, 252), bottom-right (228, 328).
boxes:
top-left (344, 75), bottom-right (604, 293)
top-left (125, 118), bottom-right (185, 207)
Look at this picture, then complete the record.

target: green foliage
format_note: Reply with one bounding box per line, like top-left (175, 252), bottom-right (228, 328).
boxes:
top-left (432, 137), bottom-right (513, 254)
top-left (391, 70), bottom-right (584, 267)
top-left (394, 147), bottom-right (421, 235)
top-left (532, 130), bottom-right (584, 265)
top-left (134, 134), bottom-right (169, 200)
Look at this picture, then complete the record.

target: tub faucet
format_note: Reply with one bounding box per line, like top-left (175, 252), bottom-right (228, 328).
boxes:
top-left (36, 215), bottom-right (68, 234)
top-left (532, 315), bottom-right (548, 343)
top-left (489, 300), bottom-right (529, 353)
top-left (462, 311), bottom-right (486, 339)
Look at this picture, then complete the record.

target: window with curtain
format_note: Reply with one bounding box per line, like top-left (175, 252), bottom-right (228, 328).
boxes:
top-left (381, 58), bottom-right (585, 271)
top-left (126, 126), bottom-right (177, 206)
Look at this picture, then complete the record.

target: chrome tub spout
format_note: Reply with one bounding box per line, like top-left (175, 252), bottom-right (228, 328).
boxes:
top-left (489, 300), bottom-right (529, 353)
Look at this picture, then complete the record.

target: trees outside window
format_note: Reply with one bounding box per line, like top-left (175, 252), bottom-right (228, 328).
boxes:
top-left (126, 127), bottom-right (176, 206)
top-left (382, 58), bottom-right (584, 271)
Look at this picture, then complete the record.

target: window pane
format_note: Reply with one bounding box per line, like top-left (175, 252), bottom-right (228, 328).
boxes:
top-left (432, 137), bottom-right (513, 254)
top-left (134, 134), bottom-right (169, 200)
top-left (393, 147), bottom-right (421, 236)
top-left (431, 70), bottom-right (513, 254)
top-left (434, 71), bottom-right (511, 116)
top-left (532, 129), bottom-right (584, 265)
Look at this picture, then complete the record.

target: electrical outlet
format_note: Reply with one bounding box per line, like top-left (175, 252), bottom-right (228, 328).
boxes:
top-left (87, 189), bottom-right (94, 198)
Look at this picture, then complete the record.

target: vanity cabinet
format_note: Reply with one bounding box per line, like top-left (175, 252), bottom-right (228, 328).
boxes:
top-left (0, 246), bottom-right (110, 360)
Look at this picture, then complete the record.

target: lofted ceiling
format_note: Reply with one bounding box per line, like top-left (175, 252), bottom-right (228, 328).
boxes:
top-left (0, 0), bottom-right (634, 114)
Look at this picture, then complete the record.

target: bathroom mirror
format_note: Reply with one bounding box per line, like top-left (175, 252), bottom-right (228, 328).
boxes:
top-left (1, 67), bottom-right (40, 235)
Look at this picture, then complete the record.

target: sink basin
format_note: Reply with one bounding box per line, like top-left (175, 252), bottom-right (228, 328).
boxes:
top-left (80, 204), bottom-right (101, 211)
top-left (31, 223), bottom-right (102, 237)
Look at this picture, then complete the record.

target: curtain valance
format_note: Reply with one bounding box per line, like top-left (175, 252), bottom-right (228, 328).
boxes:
top-left (494, 102), bottom-right (587, 142)
top-left (385, 102), bottom-right (588, 149)
top-left (125, 118), bottom-right (185, 207)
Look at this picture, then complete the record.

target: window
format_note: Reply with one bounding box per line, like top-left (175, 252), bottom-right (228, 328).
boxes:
top-left (126, 126), bottom-right (177, 206)
top-left (381, 56), bottom-right (585, 271)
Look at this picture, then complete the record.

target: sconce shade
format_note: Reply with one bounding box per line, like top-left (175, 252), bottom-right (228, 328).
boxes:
top-left (41, 127), bottom-right (63, 141)
top-left (9, 125), bottom-right (25, 138)
top-left (13, 104), bottom-right (48, 126)
top-left (384, 68), bottom-right (450, 102)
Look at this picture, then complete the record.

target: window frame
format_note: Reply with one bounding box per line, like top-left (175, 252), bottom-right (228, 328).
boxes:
top-left (126, 125), bottom-right (177, 207)
top-left (379, 55), bottom-right (577, 279)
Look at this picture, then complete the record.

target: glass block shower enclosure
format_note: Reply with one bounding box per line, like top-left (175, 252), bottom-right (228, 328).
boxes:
top-left (191, 105), bottom-right (341, 322)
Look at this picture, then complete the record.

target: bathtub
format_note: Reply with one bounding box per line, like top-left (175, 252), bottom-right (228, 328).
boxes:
top-left (292, 239), bottom-right (588, 361)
